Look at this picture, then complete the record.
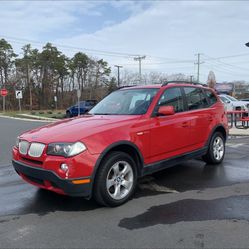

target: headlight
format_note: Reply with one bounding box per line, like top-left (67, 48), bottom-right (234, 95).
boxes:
top-left (16, 137), bottom-right (20, 148)
top-left (47, 142), bottom-right (86, 157)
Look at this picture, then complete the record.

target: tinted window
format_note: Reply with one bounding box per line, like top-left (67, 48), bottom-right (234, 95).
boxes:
top-left (184, 87), bottom-right (209, 110)
top-left (205, 90), bottom-right (217, 106)
top-left (157, 87), bottom-right (184, 113)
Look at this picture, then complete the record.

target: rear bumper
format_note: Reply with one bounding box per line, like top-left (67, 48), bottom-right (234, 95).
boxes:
top-left (12, 160), bottom-right (91, 197)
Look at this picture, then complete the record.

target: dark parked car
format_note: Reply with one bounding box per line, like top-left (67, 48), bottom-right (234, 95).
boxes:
top-left (66, 100), bottom-right (97, 118)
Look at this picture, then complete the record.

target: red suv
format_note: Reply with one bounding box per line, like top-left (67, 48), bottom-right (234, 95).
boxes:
top-left (13, 82), bottom-right (228, 206)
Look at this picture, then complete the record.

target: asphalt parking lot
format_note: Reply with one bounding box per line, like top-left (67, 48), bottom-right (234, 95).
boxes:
top-left (1, 116), bottom-right (249, 248)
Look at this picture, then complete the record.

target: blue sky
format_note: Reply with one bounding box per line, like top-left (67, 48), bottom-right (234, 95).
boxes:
top-left (1, 1), bottom-right (249, 83)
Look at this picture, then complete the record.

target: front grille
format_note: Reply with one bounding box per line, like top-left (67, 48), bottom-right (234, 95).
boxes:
top-left (19, 141), bottom-right (30, 155)
top-left (28, 143), bottom-right (45, 158)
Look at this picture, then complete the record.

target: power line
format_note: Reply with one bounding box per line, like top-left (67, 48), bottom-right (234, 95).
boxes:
top-left (0, 34), bottom-right (140, 58)
top-left (203, 62), bottom-right (249, 76)
top-left (1, 34), bottom-right (197, 64)
top-left (203, 54), bottom-right (249, 71)
top-left (204, 59), bottom-right (249, 75)
top-left (204, 53), bottom-right (249, 61)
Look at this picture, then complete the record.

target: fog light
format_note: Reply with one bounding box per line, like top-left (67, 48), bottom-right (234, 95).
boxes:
top-left (60, 163), bottom-right (69, 172)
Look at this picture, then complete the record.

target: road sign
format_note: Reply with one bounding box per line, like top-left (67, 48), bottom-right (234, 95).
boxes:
top-left (15, 90), bottom-right (23, 99)
top-left (0, 89), bottom-right (8, 97)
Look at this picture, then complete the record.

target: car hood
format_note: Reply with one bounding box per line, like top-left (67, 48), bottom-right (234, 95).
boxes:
top-left (19, 115), bottom-right (140, 144)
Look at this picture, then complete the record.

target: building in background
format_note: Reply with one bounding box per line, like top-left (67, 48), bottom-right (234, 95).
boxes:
top-left (233, 82), bottom-right (249, 97)
top-left (215, 82), bottom-right (249, 98)
top-left (215, 83), bottom-right (234, 95)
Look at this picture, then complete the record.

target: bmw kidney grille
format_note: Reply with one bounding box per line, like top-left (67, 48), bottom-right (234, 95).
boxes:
top-left (19, 141), bottom-right (45, 157)
top-left (28, 143), bottom-right (46, 158)
top-left (19, 141), bottom-right (30, 155)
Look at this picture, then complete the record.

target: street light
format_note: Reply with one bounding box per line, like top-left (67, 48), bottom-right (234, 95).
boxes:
top-left (245, 42), bottom-right (249, 47)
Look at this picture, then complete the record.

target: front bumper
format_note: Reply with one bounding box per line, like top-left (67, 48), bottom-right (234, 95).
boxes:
top-left (12, 159), bottom-right (91, 197)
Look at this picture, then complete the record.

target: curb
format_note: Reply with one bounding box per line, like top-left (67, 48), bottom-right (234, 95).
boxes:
top-left (229, 128), bottom-right (249, 137)
top-left (0, 115), bottom-right (55, 123)
top-left (19, 114), bottom-right (59, 121)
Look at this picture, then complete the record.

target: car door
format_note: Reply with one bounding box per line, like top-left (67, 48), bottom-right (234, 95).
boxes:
top-left (183, 87), bottom-right (212, 149)
top-left (149, 87), bottom-right (192, 164)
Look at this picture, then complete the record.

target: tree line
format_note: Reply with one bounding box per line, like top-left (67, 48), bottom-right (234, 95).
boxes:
top-left (0, 38), bottom-right (117, 110)
top-left (3, 38), bottom-right (225, 111)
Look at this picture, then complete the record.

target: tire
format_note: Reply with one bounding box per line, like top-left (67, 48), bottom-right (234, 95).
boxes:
top-left (93, 151), bottom-right (137, 207)
top-left (202, 132), bottom-right (225, 165)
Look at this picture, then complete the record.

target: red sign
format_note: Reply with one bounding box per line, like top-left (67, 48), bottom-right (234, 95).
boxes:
top-left (0, 88), bottom-right (8, 97)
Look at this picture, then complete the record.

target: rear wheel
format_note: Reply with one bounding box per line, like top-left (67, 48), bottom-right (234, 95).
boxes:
top-left (93, 152), bottom-right (137, 207)
top-left (202, 132), bottom-right (225, 165)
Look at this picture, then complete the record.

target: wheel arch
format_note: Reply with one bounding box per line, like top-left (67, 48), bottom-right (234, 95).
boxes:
top-left (88, 141), bottom-right (144, 198)
top-left (206, 124), bottom-right (227, 147)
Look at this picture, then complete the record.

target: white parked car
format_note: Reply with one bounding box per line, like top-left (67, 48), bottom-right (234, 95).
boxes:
top-left (218, 94), bottom-right (247, 111)
top-left (239, 98), bottom-right (249, 109)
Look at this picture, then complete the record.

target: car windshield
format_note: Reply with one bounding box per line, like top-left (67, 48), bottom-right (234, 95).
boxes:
top-left (89, 88), bottom-right (159, 115)
top-left (225, 95), bottom-right (237, 101)
top-left (219, 96), bottom-right (228, 103)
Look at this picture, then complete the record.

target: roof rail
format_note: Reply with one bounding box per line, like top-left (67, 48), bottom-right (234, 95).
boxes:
top-left (118, 85), bottom-right (137, 89)
top-left (161, 81), bottom-right (205, 87)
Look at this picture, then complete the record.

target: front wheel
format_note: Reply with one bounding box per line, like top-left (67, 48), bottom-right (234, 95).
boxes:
top-left (202, 132), bottom-right (225, 165)
top-left (93, 152), bottom-right (137, 207)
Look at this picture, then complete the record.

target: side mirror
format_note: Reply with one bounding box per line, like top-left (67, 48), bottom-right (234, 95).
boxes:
top-left (157, 106), bottom-right (175, 116)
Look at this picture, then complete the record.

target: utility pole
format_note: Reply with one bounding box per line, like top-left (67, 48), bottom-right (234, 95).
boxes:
top-left (190, 75), bottom-right (194, 83)
top-left (134, 56), bottom-right (146, 84)
top-left (195, 53), bottom-right (204, 83)
top-left (114, 65), bottom-right (122, 87)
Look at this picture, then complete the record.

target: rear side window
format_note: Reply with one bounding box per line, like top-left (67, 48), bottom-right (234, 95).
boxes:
top-left (158, 87), bottom-right (184, 113)
top-left (204, 89), bottom-right (217, 106)
top-left (184, 87), bottom-right (209, 110)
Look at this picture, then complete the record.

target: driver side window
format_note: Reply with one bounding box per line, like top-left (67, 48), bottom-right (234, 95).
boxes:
top-left (158, 87), bottom-right (184, 113)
